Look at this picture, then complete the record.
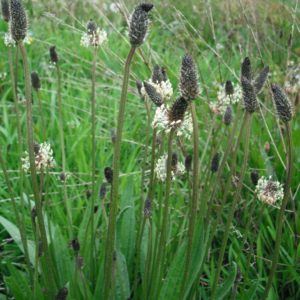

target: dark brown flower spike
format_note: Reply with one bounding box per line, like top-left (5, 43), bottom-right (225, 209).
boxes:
top-left (223, 106), bottom-right (232, 126)
top-left (49, 46), bottom-right (59, 64)
top-left (168, 96), bottom-right (189, 123)
top-left (152, 65), bottom-right (165, 83)
top-left (104, 167), bottom-right (113, 184)
top-left (254, 66), bottom-right (269, 94)
top-left (31, 71), bottom-right (41, 91)
top-left (241, 57), bottom-right (251, 81)
top-left (129, 3), bottom-right (153, 47)
top-left (143, 81), bottom-right (163, 106)
top-left (87, 19), bottom-right (97, 34)
top-left (10, 0), bottom-right (27, 42)
top-left (180, 54), bottom-right (200, 101)
top-left (241, 76), bottom-right (257, 113)
top-left (225, 80), bottom-right (234, 96)
top-left (1, 0), bottom-right (9, 22)
top-left (271, 83), bottom-right (293, 122)
top-left (211, 153), bottom-right (220, 173)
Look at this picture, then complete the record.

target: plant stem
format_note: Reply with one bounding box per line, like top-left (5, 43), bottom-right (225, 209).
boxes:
top-left (36, 90), bottom-right (46, 140)
top-left (103, 46), bottom-right (136, 298)
top-left (18, 42), bottom-right (57, 297)
top-left (262, 122), bottom-right (293, 299)
top-left (211, 112), bottom-right (252, 299)
top-left (180, 102), bottom-right (199, 299)
top-left (89, 46), bottom-right (98, 282)
top-left (150, 129), bottom-right (174, 300)
top-left (7, 47), bottom-right (33, 282)
top-left (55, 63), bottom-right (73, 238)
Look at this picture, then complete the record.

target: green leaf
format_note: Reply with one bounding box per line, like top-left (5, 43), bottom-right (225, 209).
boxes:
top-left (215, 262), bottom-right (237, 300)
top-left (0, 216), bottom-right (35, 266)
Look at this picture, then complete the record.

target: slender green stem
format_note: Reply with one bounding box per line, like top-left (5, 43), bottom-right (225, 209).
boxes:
top-left (180, 102), bottom-right (200, 299)
top-left (103, 46), bottom-right (136, 298)
top-left (211, 113), bottom-right (252, 299)
top-left (143, 218), bottom-right (153, 300)
top-left (89, 46), bottom-right (98, 282)
top-left (7, 47), bottom-right (33, 283)
top-left (55, 63), bottom-right (73, 238)
top-left (150, 129), bottom-right (174, 300)
top-left (262, 122), bottom-right (293, 299)
top-left (19, 42), bottom-right (57, 297)
top-left (36, 90), bottom-right (47, 141)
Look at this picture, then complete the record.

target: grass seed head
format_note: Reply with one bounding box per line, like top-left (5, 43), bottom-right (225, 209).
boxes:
top-left (10, 0), bottom-right (27, 42)
top-left (180, 54), bottom-right (199, 101)
top-left (1, 0), bottom-right (9, 22)
top-left (271, 83), bottom-right (293, 122)
top-left (31, 71), bottom-right (41, 91)
top-left (129, 3), bottom-right (153, 47)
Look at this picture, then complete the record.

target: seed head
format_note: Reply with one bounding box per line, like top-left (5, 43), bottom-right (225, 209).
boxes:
top-left (99, 182), bottom-right (107, 199)
top-left (143, 81), bottom-right (163, 106)
top-left (1, 0), bottom-right (9, 22)
top-left (223, 106), bottom-right (232, 126)
top-left (254, 66), bottom-right (269, 94)
top-left (211, 153), bottom-right (220, 173)
top-left (184, 154), bottom-right (192, 172)
top-left (169, 96), bottom-right (189, 124)
top-left (225, 80), bottom-right (234, 96)
top-left (152, 65), bottom-right (165, 83)
top-left (271, 83), bottom-right (293, 122)
top-left (180, 54), bottom-right (199, 101)
top-left (31, 71), bottom-right (41, 91)
top-left (104, 167), bottom-right (113, 184)
top-left (171, 152), bottom-right (178, 170)
top-left (129, 3), bottom-right (153, 47)
top-left (250, 170), bottom-right (259, 186)
top-left (241, 57), bottom-right (251, 81)
top-left (241, 76), bottom-right (257, 113)
top-left (87, 19), bottom-right (97, 34)
top-left (55, 287), bottom-right (68, 300)
top-left (144, 197), bottom-right (151, 218)
top-left (49, 46), bottom-right (59, 64)
top-left (10, 0), bottom-right (27, 42)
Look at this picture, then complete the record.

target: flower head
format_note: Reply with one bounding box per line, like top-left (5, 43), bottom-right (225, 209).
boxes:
top-left (10, 0), bottom-right (27, 42)
top-left (152, 100), bottom-right (192, 138)
top-left (31, 71), bottom-right (41, 91)
top-left (141, 66), bottom-right (173, 101)
top-left (22, 142), bottom-right (55, 172)
top-left (49, 46), bottom-right (59, 64)
top-left (255, 176), bottom-right (284, 205)
top-left (180, 54), bottom-right (200, 101)
top-left (1, 0), bottom-right (10, 22)
top-left (271, 83), bottom-right (293, 122)
top-left (80, 20), bottom-right (107, 47)
top-left (155, 154), bottom-right (185, 181)
top-left (209, 81), bottom-right (241, 115)
top-left (284, 61), bottom-right (300, 94)
top-left (129, 3), bottom-right (153, 47)
top-left (241, 76), bottom-right (257, 113)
